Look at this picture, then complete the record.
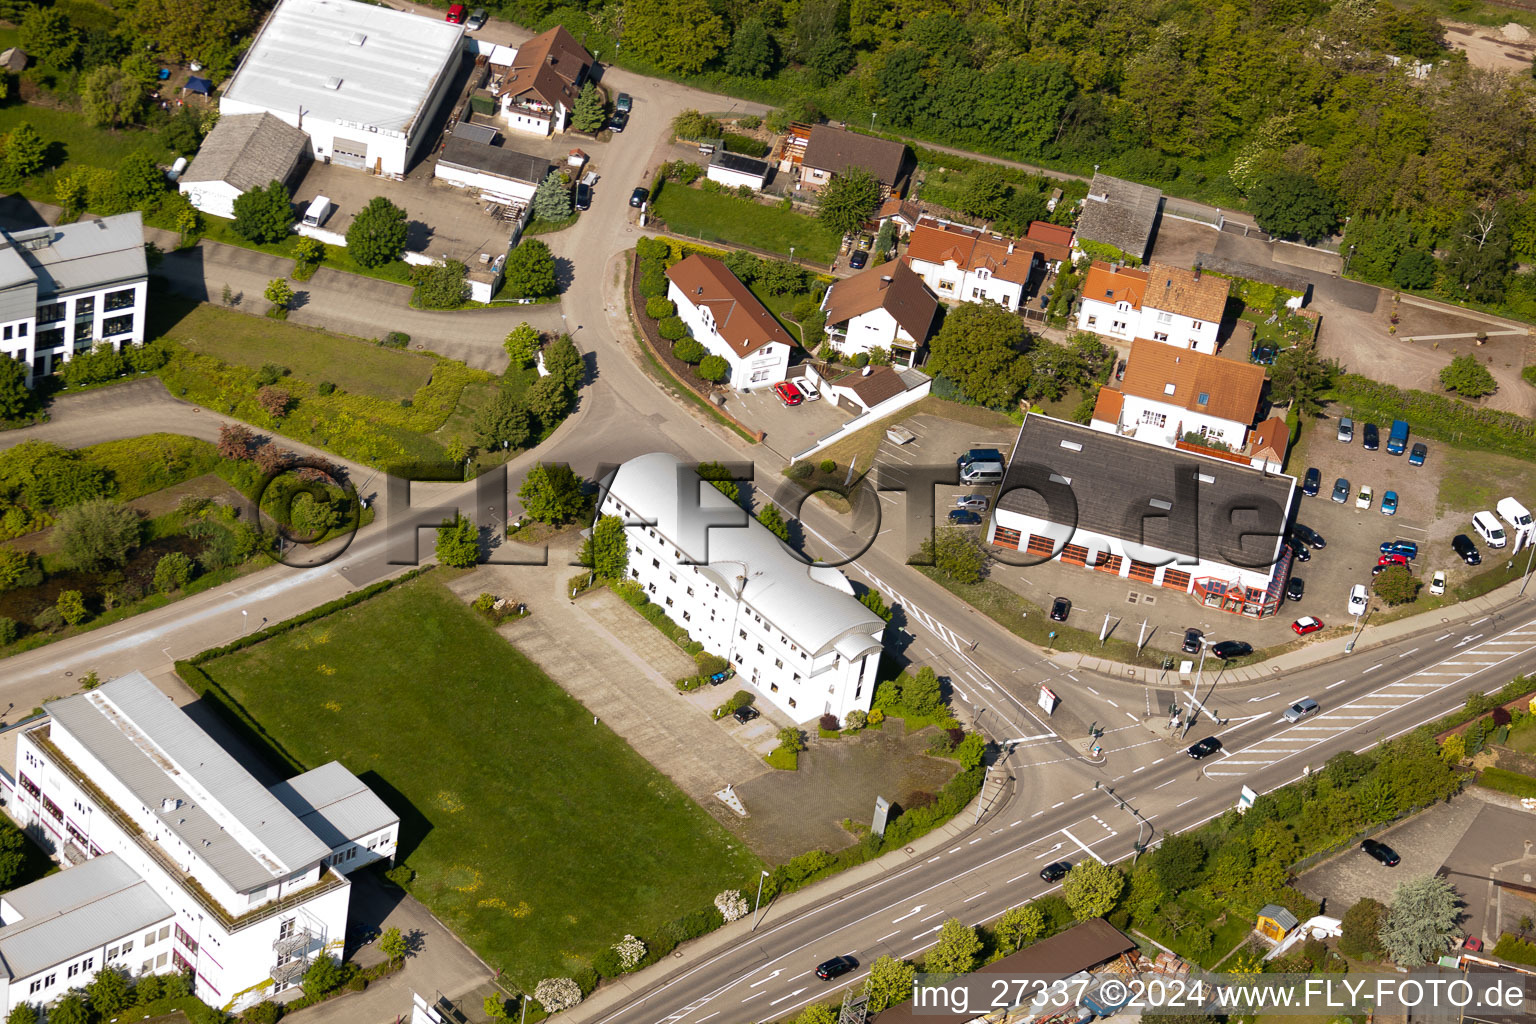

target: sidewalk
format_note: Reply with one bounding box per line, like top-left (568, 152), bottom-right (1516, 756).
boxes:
top-left (1067, 576), bottom-right (1535, 688)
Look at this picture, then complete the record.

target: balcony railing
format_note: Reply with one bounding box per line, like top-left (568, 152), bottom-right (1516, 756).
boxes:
top-left (273, 929), bottom-right (317, 956)
top-left (272, 958), bottom-right (307, 986)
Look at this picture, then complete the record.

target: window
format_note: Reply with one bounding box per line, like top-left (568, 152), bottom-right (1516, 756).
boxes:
top-left (42, 796), bottom-right (62, 821)
top-left (29, 981), bottom-right (43, 995)
top-left (739, 630), bottom-right (747, 639)
top-left (142, 961), bottom-right (153, 975)
top-left (82, 957), bottom-right (93, 971)
top-left (175, 924), bottom-right (198, 954)
top-left (682, 611), bottom-right (690, 620)
top-left (664, 597), bottom-right (673, 606)
top-left (938, 279), bottom-right (956, 292)
top-left (17, 323), bottom-right (26, 337)
top-left (633, 545), bottom-right (641, 554)
top-left (770, 683), bottom-right (779, 692)
top-left (69, 963), bottom-right (81, 978)
top-left (1000, 295), bottom-right (1011, 308)
top-left (756, 643), bottom-right (764, 654)
top-left (686, 587), bottom-right (693, 596)
top-left (144, 931), bottom-right (156, 946)
top-left (971, 287), bottom-right (983, 299)
top-left (1196, 392), bottom-right (1209, 405)
top-left (159, 927), bottom-right (170, 942)
top-left (1192, 320), bottom-right (1203, 330)
top-left (774, 658), bottom-right (782, 668)
top-left (1086, 315), bottom-right (1097, 326)
top-left (2, 325), bottom-right (9, 340)
top-left (279, 919), bottom-right (296, 941)
top-left (36, 302), bottom-right (65, 323)
top-left (651, 558), bottom-right (659, 568)
top-left (1156, 311), bottom-right (1172, 324)
top-left (668, 573), bottom-right (676, 583)
top-left (104, 288), bottom-right (136, 312)
top-left (1153, 332), bottom-right (1168, 342)
top-left (18, 773), bottom-right (38, 798)
top-left (37, 327), bottom-right (64, 351)
top-left (788, 698), bottom-right (797, 708)
top-left (630, 568), bottom-right (639, 578)
top-left (73, 296), bottom-right (95, 318)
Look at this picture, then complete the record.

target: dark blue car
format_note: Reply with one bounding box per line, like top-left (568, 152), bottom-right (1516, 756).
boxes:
top-left (948, 509), bottom-right (982, 526)
top-left (1302, 467), bottom-right (1320, 496)
top-left (1380, 540), bottom-right (1418, 560)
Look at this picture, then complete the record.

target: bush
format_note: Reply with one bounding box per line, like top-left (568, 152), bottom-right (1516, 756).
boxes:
top-left (154, 551), bottom-right (195, 592)
top-left (385, 864), bottom-right (414, 887)
top-left (0, 617), bottom-right (17, 645)
top-left (646, 296), bottom-right (676, 319)
top-left (380, 332), bottom-right (410, 349)
top-left (820, 713), bottom-right (839, 731)
top-left (241, 1002), bottom-right (284, 1024)
top-left (737, 114), bottom-right (762, 130)
top-left (255, 363), bottom-right (289, 386)
top-left (317, 381), bottom-right (336, 396)
top-left (819, 459), bottom-right (836, 474)
top-left (658, 316), bottom-right (689, 342)
top-left (672, 337), bottom-right (705, 363)
top-left (697, 355), bottom-right (729, 383)
top-left (786, 461), bottom-right (813, 480)
top-left (723, 131), bottom-right (771, 157)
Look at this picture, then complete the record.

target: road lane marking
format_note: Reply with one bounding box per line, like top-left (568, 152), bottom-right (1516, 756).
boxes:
top-left (750, 972), bottom-right (783, 988)
top-left (1249, 692), bottom-right (1280, 702)
top-left (876, 931), bottom-right (900, 943)
top-left (892, 906), bottom-right (925, 923)
top-left (1363, 663), bottom-right (1383, 674)
top-left (1061, 827), bottom-right (1106, 864)
top-left (741, 992), bottom-right (765, 1003)
top-left (919, 911), bottom-right (945, 922)
top-left (1435, 632), bottom-right (1453, 641)
top-left (1155, 778), bottom-right (1178, 789)
top-left (1327, 679), bottom-right (1347, 689)
top-left (1397, 648), bottom-right (1419, 657)
top-left (1052, 801), bottom-right (1065, 808)
top-left (1086, 686), bottom-right (1100, 695)
top-left (964, 891), bottom-right (988, 902)
top-left (1177, 797), bottom-right (1198, 807)
top-left (1106, 699), bottom-right (1120, 708)
top-left (768, 989), bottom-right (806, 1007)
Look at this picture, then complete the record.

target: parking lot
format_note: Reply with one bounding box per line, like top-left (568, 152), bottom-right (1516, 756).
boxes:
top-left (1296, 789), bottom-right (1536, 943)
top-left (719, 383), bottom-right (853, 460)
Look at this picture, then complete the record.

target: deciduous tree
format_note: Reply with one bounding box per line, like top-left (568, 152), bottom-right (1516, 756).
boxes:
top-left (928, 302), bottom-right (1029, 408)
top-left (697, 355), bottom-right (729, 383)
top-left (503, 239), bottom-right (558, 299)
top-left (1269, 343), bottom-right (1337, 416)
top-left (582, 514), bottom-right (628, 579)
top-left (19, 7), bottom-right (78, 69)
top-left (1062, 859), bottom-right (1125, 920)
top-left (1439, 353), bottom-right (1497, 398)
top-left (1249, 171), bottom-right (1339, 243)
top-left (264, 278), bottom-right (294, 312)
top-left (412, 260), bottom-right (468, 309)
top-left (379, 926), bottom-right (408, 965)
top-left (1442, 206), bottom-right (1515, 304)
top-left (995, 904), bottom-right (1046, 953)
top-left (903, 666), bottom-right (944, 716)
top-left (626, 0), bottom-right (728, 74)
top-left (518, 463), bottom-right (585, 523)
top-left (81, 63), bottom-right (152, 128)
top-left (503, 323), bottom-right (539, 367)
top-left (864, 955), bottom-right (914, 1011)
top-left (435, 514), bottom-right (479, 568)
top-left (818, 167), bottom-right (881, 236)
top-left (86, 967), bottom-right (133, 1016)
top-left (919, 527), bottom-right (988, 585)
top-left (472, 390), bottom-right (533, 451)
top-left (231, 181), bottom-right (295, 245)
top-left (0, 356), bottom-right (31, 421)
top-left (757, 503), bottom-right (789, 541)
top-left (925, 918), bottom-right (982, 974)
top-left (544, 334), bottom-right (583, 390)
top-left (154, 551), bottom-right (195, 592)
top-left (524, 374), bottom-right (570, 427)
top-left (3, 122), bottom-right (47, 180)
top-left (1373, 564), bottom-right (1419, 605)
top-left (56, 589), bottom-right (87, 625)
top-left (725, 19), bottom-right (778, 78)
top-left (1339, 897), bottom-right (1388, 960)
top-left (56, 498), bottom-right (140, 570)
top-left (346, 196), bottom-right (409, 268)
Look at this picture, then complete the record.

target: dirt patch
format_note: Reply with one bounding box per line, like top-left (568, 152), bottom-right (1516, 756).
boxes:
top-left (723, 723), bottom-right (960, 864)
top-left (1442, 20), bottom-right (1536, 74)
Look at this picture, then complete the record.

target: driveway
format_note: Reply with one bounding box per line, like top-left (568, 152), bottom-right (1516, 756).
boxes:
top-left (721, 386), bottom-right (853, 461)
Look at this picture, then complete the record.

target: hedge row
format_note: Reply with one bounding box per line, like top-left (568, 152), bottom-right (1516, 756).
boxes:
top-left (1332, 374), bottom-right (1536, 461)
top-left (1475, 766), bottom-right (1536, 799)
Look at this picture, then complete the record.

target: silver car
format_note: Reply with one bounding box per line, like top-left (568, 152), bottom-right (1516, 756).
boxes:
top-left (954, 494), bottom-right (990, 513)
top-left (1283, 698), bottom-right (1320, 722)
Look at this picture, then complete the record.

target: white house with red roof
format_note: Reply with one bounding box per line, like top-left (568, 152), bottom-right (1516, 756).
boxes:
top-left (665, 254), bottom-right (794, 390)
top-left (1075, 261), bottom-right (1229, 354)
top-left (902, 219), bottom-right (1041, 311)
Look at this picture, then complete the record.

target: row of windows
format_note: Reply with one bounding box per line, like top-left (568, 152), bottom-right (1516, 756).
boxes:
top-left (175, 923), bottom-right (198, 955)
top-left (107, 938), bottom-right (135, 961)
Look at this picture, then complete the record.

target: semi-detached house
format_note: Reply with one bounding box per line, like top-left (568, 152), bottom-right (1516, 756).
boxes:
top-left (1075, 261), bottom-right (1229, 354)
top-left (599, 453), bottom-right (885, 725)
top-left (902, 219), bottom-right (1041, 311)
top-left (666, 254), bottom-right (793, 390)
top-left (3, 672), bottom-right (397, 1015)
top-left (493, 26), bottom-right (593, 137)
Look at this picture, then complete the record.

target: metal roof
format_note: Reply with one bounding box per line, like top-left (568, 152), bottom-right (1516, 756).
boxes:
top-left (0, 854), bottom-right (173, 981)
top-left (45, 673), bottom-right (332, 896)
top-left (602, 453), bottom-right (884, 660)
top-left (269, 761), bottom-right (398, 848)
top-left (180, 112), bottom-right (310, 192)
top-left (710, 150), bottom-right (770, 177)
top-left (437, 136), bottom-right (552, 185)
top-left (222, 0), bottom-right (463, 138)
top-left (0, 212), bottom-right (146, 298)
top-left (1259, 903), bottom-right (1299, 930)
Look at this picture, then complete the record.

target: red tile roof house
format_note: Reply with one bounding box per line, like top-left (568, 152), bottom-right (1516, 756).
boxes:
top-left (665, 255), bottom-right (795, 390)
top-left (494, 26), bottom-right (593, 136)
top-left (819, 262), bottom-right (939, 367)
top-left (902, 218), bottom-right (1042, 311)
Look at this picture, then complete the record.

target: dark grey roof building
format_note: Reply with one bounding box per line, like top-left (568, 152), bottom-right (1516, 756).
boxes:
top-left (1076, 172), bottom-right (1162, 261)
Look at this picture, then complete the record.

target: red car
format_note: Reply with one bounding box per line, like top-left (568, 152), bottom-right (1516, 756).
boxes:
top-left (773, 381), bottom-right (803, 407)
top-left (1291, 616), bottom-right (1325, 635)
top-left (1377, 553), bottom-right (1409, 567)
top-left (446, 3), bottom-right (467, 22)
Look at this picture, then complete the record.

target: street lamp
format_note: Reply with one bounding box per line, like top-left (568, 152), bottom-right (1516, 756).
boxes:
top-left (788, 246), bottom-right (795, 266)
top-left (751, 869), bottom-right (771, 930)
top-left (870, 111), bottom-right (877, 130)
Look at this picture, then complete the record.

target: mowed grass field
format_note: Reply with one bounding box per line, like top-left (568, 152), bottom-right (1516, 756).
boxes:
top-left (652, 186), bottom-right (842, 264)
top-left (164, 303), bottom-right (434, 402)
top-left (190, 576), bottom-right (762, 983)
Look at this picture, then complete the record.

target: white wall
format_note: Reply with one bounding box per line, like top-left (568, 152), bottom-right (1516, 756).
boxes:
top-left (501, 97), bottom-right (552, 136)
top-left (907, 259), bottom-right (1021, 310)
top-left (19, 281), bottom-right (146, 384)
top-left (667, 279), bottom-right (789, 389)
top-left (1142, 306), bottom-right (1218, 353)
top-left (179, 180), bottom-right (242, 220)
top-left (706, 164), bottom-right (766, 191)
top-left (433, 161), bottom-right (538, 204)
top-left (1116, 394), bottom-right (1249, 449)
top-left (1076, 296), bottom-right (1136, 340)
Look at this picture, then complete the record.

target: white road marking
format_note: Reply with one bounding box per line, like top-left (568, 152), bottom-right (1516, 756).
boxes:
top-left (1249, 692), bottom-right (1280, 703)
top-left (1326, 679), bottom-right (1348, 689)
top-left (1086, 686), bottom-right (1100, 695)
top-left (876, 931), bottom-right (900, 943)
top-left (1362, 663), bottom-right (1384, 674)
top-left (768, 989), bottom-right (806, 1007)
top-left (891, 906), bottom-right (926, 924)
top-left (963, 891), bottom-right (988, 902)
top-left (1155, 778), bottom-right (1178, 789)
top-left (1106, 699), bottom-right (1120, 708)
top-left (1177, 797), bottom-right (1198, 807)
top-left (1435, 632), bottom-right (1452, 641)
top-left (750, 972), bottom-right (783, 988)
top-left (1061, 827), bottom-right (1106, 864)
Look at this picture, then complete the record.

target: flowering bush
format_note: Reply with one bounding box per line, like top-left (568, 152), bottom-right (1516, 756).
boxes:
top-left (534, 977), bottom-right (582, 1013)
top-left (614, 934), bottom-right (647, 971)
top-left (715, 889), bottom-right (749, 923)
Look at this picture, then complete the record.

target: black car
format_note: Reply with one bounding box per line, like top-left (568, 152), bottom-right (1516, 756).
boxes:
top-left (1452, 534), bottom-right (1482, 565)
top-left (574, 183), bottom-right (591, 211)
top-left (1361, 839), bottom-right (1400, 867)
top-left (1050, 597), bottom-right (1071, 621)
top-left (1363, 422), bottom-right (1380, 451)
top-left (607, 110), bottom-right (629, 133)
top-left (1212, 640), bottom-right (1253, 660)
top-left (1039, 861), bottom-right (1071, 883)
top-left (1181, 628), bottom-right (1204, 654)
top-left (629, 186), bottom-right (649, 208)
top-left (1187, 736), bottom-right (1223, 759)
top-left (816, 956), bottom-right (858, 980)
top-left (1291, 523), bottom-right (1326, 549)
top-left (732, 705), bottom-right (760, 724)
top-left (849, 249), bottom-right (868, 269)
top-left (1302, 467), bottom-right (1320, 497)
top-left (948, 509), bottom-right (982, 526)
top-left (1289, 542), bottom-right (1310, 563)
top-left (1286, 576), bottom-right (1304, 602)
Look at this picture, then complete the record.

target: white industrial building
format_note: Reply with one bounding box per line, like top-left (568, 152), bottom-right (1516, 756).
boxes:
top-left (220, 0), bottom-right (465, 175)
top-left (433, 135), bottom-right (553, 206)
top-left (0, 212), bottom-right (147, 384)
top-left (1076, 261), bottom-right (1229, 354)
top-left (2, 672), bottom-right (397, 1014)
top-left (987, 416), bottom-right (1297, 620)
top-left (599, 453), bottom-right (886, 725)
top-left (665, 254), bottom-right (793, 390)
top-left (178, 112), bottom-right (311, 220)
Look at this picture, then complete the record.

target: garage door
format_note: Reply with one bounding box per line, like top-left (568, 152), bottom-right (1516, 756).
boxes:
top-left (333, 140), bottom-right (369, 169)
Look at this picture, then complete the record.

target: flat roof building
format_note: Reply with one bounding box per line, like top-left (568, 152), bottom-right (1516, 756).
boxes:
top-left (220, 0), bottom-right (465, 175)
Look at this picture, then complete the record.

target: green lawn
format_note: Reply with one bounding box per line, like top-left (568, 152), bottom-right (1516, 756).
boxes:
top-left (652, 186), bottom-right (842, 264)
top-left (189, 576), bottom-right (763, 984)
top-left (0, 102), bottom-right (174, 207)
top-left (1438, 448), bottom-right (1536, 515)
top-left (165, 303), bottom-right (435, 403)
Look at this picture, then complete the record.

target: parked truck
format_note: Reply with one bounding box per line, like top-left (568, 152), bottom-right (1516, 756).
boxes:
top-left (1386, 419), bottom-right (1409, 455)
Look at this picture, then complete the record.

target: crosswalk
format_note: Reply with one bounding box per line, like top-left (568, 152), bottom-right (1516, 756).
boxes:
top-left (1205, 623), bottom-right (1536, 777)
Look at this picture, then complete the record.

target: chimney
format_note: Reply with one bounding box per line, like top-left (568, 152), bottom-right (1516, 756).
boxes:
top-left (880, 275), bottom-right (892, 283)
top-left (1192, 261), bottom-right (1202, 281)
top-left (1007, 241), bottom-right (1015, 254)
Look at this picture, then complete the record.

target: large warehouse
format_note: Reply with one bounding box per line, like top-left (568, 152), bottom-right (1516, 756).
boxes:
top-left (219, 0), bottom-right (464, 176)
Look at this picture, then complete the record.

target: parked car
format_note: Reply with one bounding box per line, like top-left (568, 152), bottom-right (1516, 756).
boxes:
top-left (798, 379), bottom-right (821, 401)
top-left (773, 381), bottom-right (804, 406)
top-left (732, 705), bottom-right (759, 724)
top-left (1331, 478), bottom-right (1350, 503)
top-left (1430, 571), bottom-right (1446, 596)
top-left (1284, 697), bottom-right (1321, 722)
top-left (629, 185), bottom-right (648, 207)
top-left (1050, 597), bottom-right (1071, 621)
top-left (958, 448), bottom-right (1005, 468)
top-left (1381, 490), bottom-right (1398, 516)
top-left (608, 110), bottom-right (629, 133)
top-left (1289, 542), bottom-right (1310, 562)
top-left (1377, 553), bottom-right (1409, 567)
top-left (1302, 467), bottom-right (1320, 497)
top-left (616, 92), bottom-right (634, 113)
top-left (1452, 534), bottom-right (1482, 565)
top-left (856, 234), bottom-right (873, 251)
top-left (1039, 861), bottom-right (1072, 882)
top-left (1211, 640), bottom-right (1252, 660)
top-left (1409, 442), bottom-right (1428, 466)
top-left (955, 495), bottom-right (990, 513)
top-left (1115, 358), bottom-right (1127, 381)
top-left (816, 956), bottom-right (858, 980)
top-left (445, 2), bottom-right (467, 22)
top-left (1348, 584), bottom-right (1369, 617)
top-left (1292, 523), bottom-right (1326, 549)
top-left (1371, 562), bottom-right (1397, 577)
top-left (1286, 577), bottom-right (1305, 602)
top-left (1356, 485), bottom-right (1373, 510)
top-left (1187, 736), bottom-right (1223, 759)
top-left (1337, 417), bottom-right (1354, 443)
top-left (574, 183), bottom-right (591, 210)
top-left (1181, 628), bottom-right (1204, 654)
top-left (465, 6), bottom-right (488, 28)
top-left (1291, 616), bottom-right (1324, 635)
top-left (1380, 540), bottom-right (1418, 560)
top-left (948, 509), bottom-right (982, 526)
top-left (1361, 839), bottom-right (1400, 867)
top-left (848, 250), bottom-right (868, 269)
top-left (1362, 422), bottom-right (1379, 451)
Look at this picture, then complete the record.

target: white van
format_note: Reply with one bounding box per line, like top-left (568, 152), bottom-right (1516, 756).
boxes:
top-left (1472, 510), bottom-right (1507, 549)
top-left (1497, 497), bottom-right (1532, 531)
top-left (960, 461), bottom-right (1004, 485)
top-left (302, 196), bottom-right (334, 228)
